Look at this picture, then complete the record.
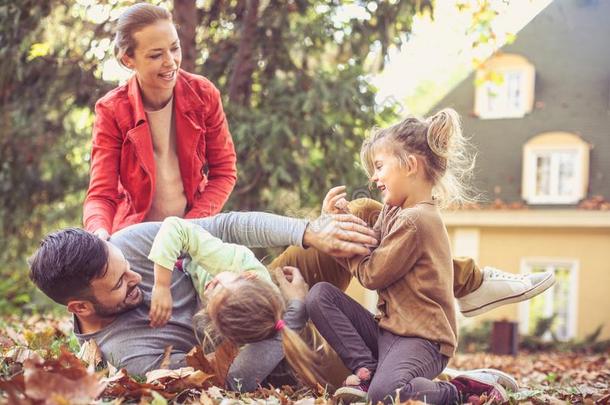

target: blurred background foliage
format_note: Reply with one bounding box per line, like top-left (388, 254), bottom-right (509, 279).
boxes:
top-left (2, 0), bottom-right (506, 314)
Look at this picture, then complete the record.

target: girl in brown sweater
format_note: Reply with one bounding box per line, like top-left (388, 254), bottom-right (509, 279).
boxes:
top-left (306, 109), bottom-right (508, 404)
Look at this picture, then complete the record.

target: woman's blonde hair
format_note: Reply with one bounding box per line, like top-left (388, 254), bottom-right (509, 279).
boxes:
top-left (196, 278), bottom-right (325, 388)
top-left (114, 3), bottom-right (173, 66)
top-left (360, 108), bottom-right (476, 207)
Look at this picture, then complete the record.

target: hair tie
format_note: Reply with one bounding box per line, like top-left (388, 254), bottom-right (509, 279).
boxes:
top-left (274, 319), bottom-right (286, 331)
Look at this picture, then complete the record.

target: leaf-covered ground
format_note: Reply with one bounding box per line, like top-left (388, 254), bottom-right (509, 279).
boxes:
top-left (1, 315), bottom-right (609, 404)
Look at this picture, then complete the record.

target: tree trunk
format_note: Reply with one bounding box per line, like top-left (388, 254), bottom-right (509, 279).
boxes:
top-left (173, 0), bottom-right (198, 72)
top-left (227, 0), bottom-right (259, 105)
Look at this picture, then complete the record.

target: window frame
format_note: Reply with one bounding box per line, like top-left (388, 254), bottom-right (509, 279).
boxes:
top-left (525, 146), bottom-right (584, 204)
top-left (474, 54), bottom-right (535, 120)
top-left (522, 132), bottom-right (590, 205)
top-left (479, 70), bottom-right (528, 118)
top-left (519, 258), bottom-right (579, 341)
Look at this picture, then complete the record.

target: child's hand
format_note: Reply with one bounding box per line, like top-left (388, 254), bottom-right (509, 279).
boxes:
top-left (275, 266), bottom-right (309, 301)
top-left (241, 271), bottom-right (257, 281)
top-left (150, 285), bottom-right (172, 328)
top-left (322, 186), bottom-right (350, 215)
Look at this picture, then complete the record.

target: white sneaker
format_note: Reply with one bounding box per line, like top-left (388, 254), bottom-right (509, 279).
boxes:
top-left (443, 368), bottom-right (519, 392)
top-left (458, 267), bottom-right (555, 317)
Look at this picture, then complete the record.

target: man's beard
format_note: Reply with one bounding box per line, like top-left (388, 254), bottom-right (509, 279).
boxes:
top-left (92, 286), bottom-right (143, 318)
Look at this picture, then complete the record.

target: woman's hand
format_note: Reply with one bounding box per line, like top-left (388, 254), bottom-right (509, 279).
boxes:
top-left (275, 266), bottom-right (309, 301)
top-left (321, 186), bottom-right (350, 215)
top-left (93, 228), bottom-right (110, 241)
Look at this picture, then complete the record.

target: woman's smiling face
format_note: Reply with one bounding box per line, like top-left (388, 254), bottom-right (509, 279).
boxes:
top-left (121, 20), bottom-right (182, 95)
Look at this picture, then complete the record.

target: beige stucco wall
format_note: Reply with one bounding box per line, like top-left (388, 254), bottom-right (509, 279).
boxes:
top-left (448, 225), bottom-right (610, 340)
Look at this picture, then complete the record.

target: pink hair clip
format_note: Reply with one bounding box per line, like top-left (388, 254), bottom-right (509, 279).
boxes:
top-left (274, 319), bottom-right (286, 331)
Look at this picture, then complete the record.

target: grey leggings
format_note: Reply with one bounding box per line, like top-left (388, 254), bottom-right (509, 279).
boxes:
top-left (306, 282), bottom-right (459, 404)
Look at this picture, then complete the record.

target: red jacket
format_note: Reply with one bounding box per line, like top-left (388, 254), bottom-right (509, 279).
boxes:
top-left (83, 70), bottom-right (237, 234)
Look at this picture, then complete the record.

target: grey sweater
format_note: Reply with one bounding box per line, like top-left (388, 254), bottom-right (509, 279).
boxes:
top-left (74, 211), bottom-right (308, 390)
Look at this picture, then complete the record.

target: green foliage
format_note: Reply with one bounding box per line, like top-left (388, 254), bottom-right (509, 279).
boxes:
top-left (193, 0), bottom-right (426, 212)
top-left (0, 1), bottom-right (114, 314)
top-left (458, 320), bottom-right (492, 353)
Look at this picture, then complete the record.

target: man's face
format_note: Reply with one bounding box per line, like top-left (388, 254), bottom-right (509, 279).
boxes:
top-left (88, 243), bottom-right (143, 317)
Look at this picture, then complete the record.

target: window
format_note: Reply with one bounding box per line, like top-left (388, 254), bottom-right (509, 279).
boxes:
top-left (519, 259), bottom-right (579, 341)
top-left (483, 71), bottom-right (524, 116)
top-left (474, 54), bottom-right (535, 119)
top-left (522, 132), bottom-right (590, 205)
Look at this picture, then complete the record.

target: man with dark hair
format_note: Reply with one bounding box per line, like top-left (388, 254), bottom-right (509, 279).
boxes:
top-left (30, 228), bottom-right (144, 319)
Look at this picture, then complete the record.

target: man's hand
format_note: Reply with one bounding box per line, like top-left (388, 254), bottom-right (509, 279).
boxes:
top-left (150, 285), bottom-right (173, 328)
top-left (275, 267), bottom-right (309, 301)
top-left (303, 213), bottom-right (378, 258)
top-left (322, 185), bottom-right (350, 215)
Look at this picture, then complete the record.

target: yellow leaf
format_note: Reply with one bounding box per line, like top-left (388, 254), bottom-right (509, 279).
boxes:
top-left (28, 42), bottom-right (51, 61)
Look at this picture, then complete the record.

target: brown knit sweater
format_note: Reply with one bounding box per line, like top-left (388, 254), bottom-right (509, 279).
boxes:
top-left (343, 201), bottom-right (457, 357)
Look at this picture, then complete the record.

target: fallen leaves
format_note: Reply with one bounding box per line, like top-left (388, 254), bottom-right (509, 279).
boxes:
top-left (76, 339), bottom-right (103, 368)
top-left (23, 348), bottom-right (106, 405)
top-left (2, 314), bottom-right (610, 404)
top-left (186, 340), bottom-right (239, 387)
top-left (449, 352), bottom-right (610, 403)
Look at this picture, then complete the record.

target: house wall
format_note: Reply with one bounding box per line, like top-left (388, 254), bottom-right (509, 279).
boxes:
top-left (431, 0), bottom-right (610, 203)
top-left (448, 224), bottom-right (610, 340)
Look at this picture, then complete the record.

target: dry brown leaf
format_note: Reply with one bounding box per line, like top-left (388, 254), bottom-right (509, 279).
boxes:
top-left (159, 344), bottom-right (173, 369)
top-left (164, 370), bottom-right (215, 393)
top-left (210, 340), bottom-right (239, 387)
top-left (207, 386), bottom-right (224, 399)
top-left (4, 346), bottom-right (44, 364)
top-left (0, 374), bottom-right (28, 405)
top-left (530, 394), bottom-right (569, 404)
top-left (186, 342), bottom-right (238, 388)
top-left (102, 368), bottom-right (129, 384)
top-left (199, 390), bottom-right (216, 405)
top-left (23, 348), bottom-right (106, 404)
top-left (5, 327), bottom-right (28, 346)
top-left (597, 393), bottom-right (610, 404)
top-left (102, 372), bottom-right (162, 401)
top-left (107, 361), bottom-right (119, 377)
top-left (0, 334), bottom-right (14, 349)
top-left (77, 339), bottom-right (103, 368)
top-left (187, 345), bottom-right (215, 375)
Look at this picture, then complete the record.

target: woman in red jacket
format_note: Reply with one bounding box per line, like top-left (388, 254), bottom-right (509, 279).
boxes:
top-left (84, 3), bottom-right (237, 240)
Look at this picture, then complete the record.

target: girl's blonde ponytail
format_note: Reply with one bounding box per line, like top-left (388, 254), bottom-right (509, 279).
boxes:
top-left (426, 108), bottom-right (461, 159)
top-left (425, 108), bottom-right (476, 207)
top-left (280, 325), bottom-right (325, 388)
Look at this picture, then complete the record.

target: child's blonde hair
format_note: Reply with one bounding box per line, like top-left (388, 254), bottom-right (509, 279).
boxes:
top-left (360, 108), bottom-right (475, 207)
top-left (196, 278), bottom-right (324, 388)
